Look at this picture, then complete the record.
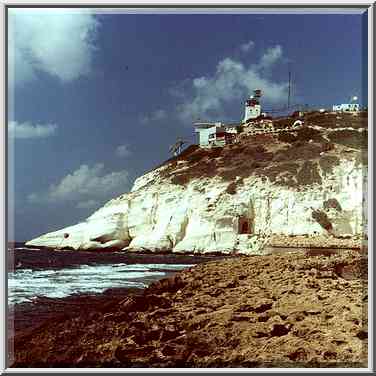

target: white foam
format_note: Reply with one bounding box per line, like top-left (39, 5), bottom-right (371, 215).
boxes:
top-left (14, 247), bottom-right (41, 251)
top-left (8, 262), bottom-right (192, 305)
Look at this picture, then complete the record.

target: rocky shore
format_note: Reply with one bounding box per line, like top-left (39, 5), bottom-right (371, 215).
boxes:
top-left (11, 249), bottom-right (367, 368)
top-left (268, 234), bottom-right (365, 250)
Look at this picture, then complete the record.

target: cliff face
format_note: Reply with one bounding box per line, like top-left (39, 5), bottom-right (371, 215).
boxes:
top-left (26, 113), bottom-right (368, 255)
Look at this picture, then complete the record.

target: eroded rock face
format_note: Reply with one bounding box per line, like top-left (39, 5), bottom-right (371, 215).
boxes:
top-left (26, 156), bottom-right (365, 254)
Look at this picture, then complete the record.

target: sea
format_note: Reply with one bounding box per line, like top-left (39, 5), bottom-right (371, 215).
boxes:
top-left (8, 242), bottom-right (224, 306)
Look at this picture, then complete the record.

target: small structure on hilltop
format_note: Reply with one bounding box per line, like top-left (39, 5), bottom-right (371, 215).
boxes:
top-left (193, 88), bottom-right (305, 148)
top-left (333, 96), bottom-right (360, 113)
top-left (242, 89), bottom-right (263, 124)
top-left (193, 122), bottom-right (238, 148)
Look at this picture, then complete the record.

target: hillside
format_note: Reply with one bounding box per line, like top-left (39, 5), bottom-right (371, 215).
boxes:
top-left (26, 112), bottom-right (368, 254)
top-left (156, 111), bottom-right (367, 188)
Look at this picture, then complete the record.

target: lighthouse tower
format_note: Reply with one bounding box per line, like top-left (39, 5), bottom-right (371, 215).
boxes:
top-left (243, 89), bottom-right (262, 123)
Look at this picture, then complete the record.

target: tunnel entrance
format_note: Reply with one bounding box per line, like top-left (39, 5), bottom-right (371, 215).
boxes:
top-left (238, 216), bottom-right (252, 234)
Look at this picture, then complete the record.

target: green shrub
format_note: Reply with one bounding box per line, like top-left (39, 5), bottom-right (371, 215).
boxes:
top-left (274, 143), bottom-right (321, 162)
top-left (273, 119), bottom-right (292, 130)
top-left (236, 125), bottom-right (244, 134)
top-left (278, 132), bottom-right (298, 143)
top-left (170, 174), bottom-right (190, 185)
top-left (296, 161), bottom-right (322, 186)
top-left (210, 147), bottom-right (223, 158)
top-left (319, 155), bottom-right (340, 175)
top-left (327, 129), bottom-right (367, 150)
top-left (296, 127), bottom-right (322, 142)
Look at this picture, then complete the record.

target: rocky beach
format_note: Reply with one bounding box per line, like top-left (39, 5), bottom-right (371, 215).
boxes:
top-left (8, 7), bottom-right (371, 370)
top-left (11, 248), bottom-right (367, 368)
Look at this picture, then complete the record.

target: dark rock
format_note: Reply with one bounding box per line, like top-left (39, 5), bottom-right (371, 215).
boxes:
top-left (231, 313), bottom-right (252, 322)
top-left (148, 324), bottom-right (162, 341)
top-left (254, 302), bottom-right (273, 314)
top-left (147, 275), bottom-right (186, 295)
top-left (161, 343), bottom-right (178, 356)
top-left (147, 294), bottom-right (172, 309)
top-left (356, 330), bottom-right (368, 340)
top-left (323, 350), bottom-right (337, 360)
top-left (287, 348), bottom-right (309, 361)
top-left (218, 279), bottom-right (239, 289)
top-left (270, 324), bottom-right (290, 337)
top-left (236, 304), bottom-right (253, 312)
top-left (132, 320), bottom-right (147, 331)
top-left (120, 296), bottom-right (148, 312)
top-left (161, 324), bottom-right (179, 341)
top-left (258, 314), bottom-right (270, 322)
top-left (115, 344), bottom-right (154, 363)
top-left (253, 331), bottom-right (269, 338)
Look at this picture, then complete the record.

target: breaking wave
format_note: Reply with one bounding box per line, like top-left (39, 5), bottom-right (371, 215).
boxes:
top-left (9, 262), bottom-right (193, 305)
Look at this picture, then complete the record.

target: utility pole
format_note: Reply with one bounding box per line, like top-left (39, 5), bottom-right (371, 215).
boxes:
top-left (287, 66), bottom-right (291, 110)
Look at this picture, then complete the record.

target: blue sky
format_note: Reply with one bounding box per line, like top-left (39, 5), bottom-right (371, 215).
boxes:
top-left (7, 9), bottom-right (367, 241)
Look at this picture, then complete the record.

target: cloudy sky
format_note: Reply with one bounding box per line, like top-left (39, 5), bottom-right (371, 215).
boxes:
top-left (7, 8), bottom-right (367, 241)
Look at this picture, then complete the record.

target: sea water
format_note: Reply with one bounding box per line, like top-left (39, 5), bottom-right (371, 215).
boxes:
top-left (8, 245), bottom-right (205, 305)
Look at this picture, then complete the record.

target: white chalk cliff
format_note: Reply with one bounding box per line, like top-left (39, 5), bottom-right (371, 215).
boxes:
top-left (26, 120), bottom-right (367, 255)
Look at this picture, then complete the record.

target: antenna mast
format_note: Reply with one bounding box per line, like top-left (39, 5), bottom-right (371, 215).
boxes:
top-left (287, 66), bottom-right (291, 110)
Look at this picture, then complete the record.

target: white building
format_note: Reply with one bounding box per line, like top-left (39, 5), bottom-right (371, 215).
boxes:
top-left (333, 103), bottom-right (360, 112)
top-left (193, 122), bottom-right (220, 147)
top-left (242, 89), bottom-right (263, 123)
top-left (193, 122), bottom-right (237, 147)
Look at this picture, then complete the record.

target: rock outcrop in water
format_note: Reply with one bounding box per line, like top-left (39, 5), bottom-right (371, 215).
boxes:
top-left (26, 113), bottom-right (368, 254)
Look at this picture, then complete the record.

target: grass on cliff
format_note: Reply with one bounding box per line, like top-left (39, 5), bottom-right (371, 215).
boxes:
top-left (303, 111), bottom-right (367, 130)
top-left (157, 113), bottom-right (367, 189)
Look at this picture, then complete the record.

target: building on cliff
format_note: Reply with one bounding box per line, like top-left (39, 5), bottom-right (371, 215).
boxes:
top-left (193, 122), bottom-right (238, 147)
top-left (242, 89), bottom-right (263, 124)
top-left (194, 89), bottom-right (267, 148)
top-left (333, 95), bottom-right (360, 113)
top-left (333, 103), bottom-right (360, 112)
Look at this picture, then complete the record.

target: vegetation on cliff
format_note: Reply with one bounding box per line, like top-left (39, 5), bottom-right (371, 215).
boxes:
top-left (157, 112), bottom-right (367, 189)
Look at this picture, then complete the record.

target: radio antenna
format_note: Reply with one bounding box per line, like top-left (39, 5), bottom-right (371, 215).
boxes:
top-left (287, 65), bottom-right (292, 110)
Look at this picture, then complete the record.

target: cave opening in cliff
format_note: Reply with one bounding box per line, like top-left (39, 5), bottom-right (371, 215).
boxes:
top-left (238, 216), bottom-right (252, 234)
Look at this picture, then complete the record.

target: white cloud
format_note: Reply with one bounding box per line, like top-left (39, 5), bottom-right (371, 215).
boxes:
top-left (8, 121), bottom-right (57, 139)
top-left (28, 163), bottom-right (129, 208)
top-left (8, 9), bottom-right (99, 86)
top-left (258, 45), bottom-right (283, 70)
top-left (140, 109), bottom-right (167, 124)
top-left (240, 40), bottom-right (255, 53)
top-left (116, 144), bottom-right (132, 158)
top-left (174, 45), bottom-right (288, 123)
